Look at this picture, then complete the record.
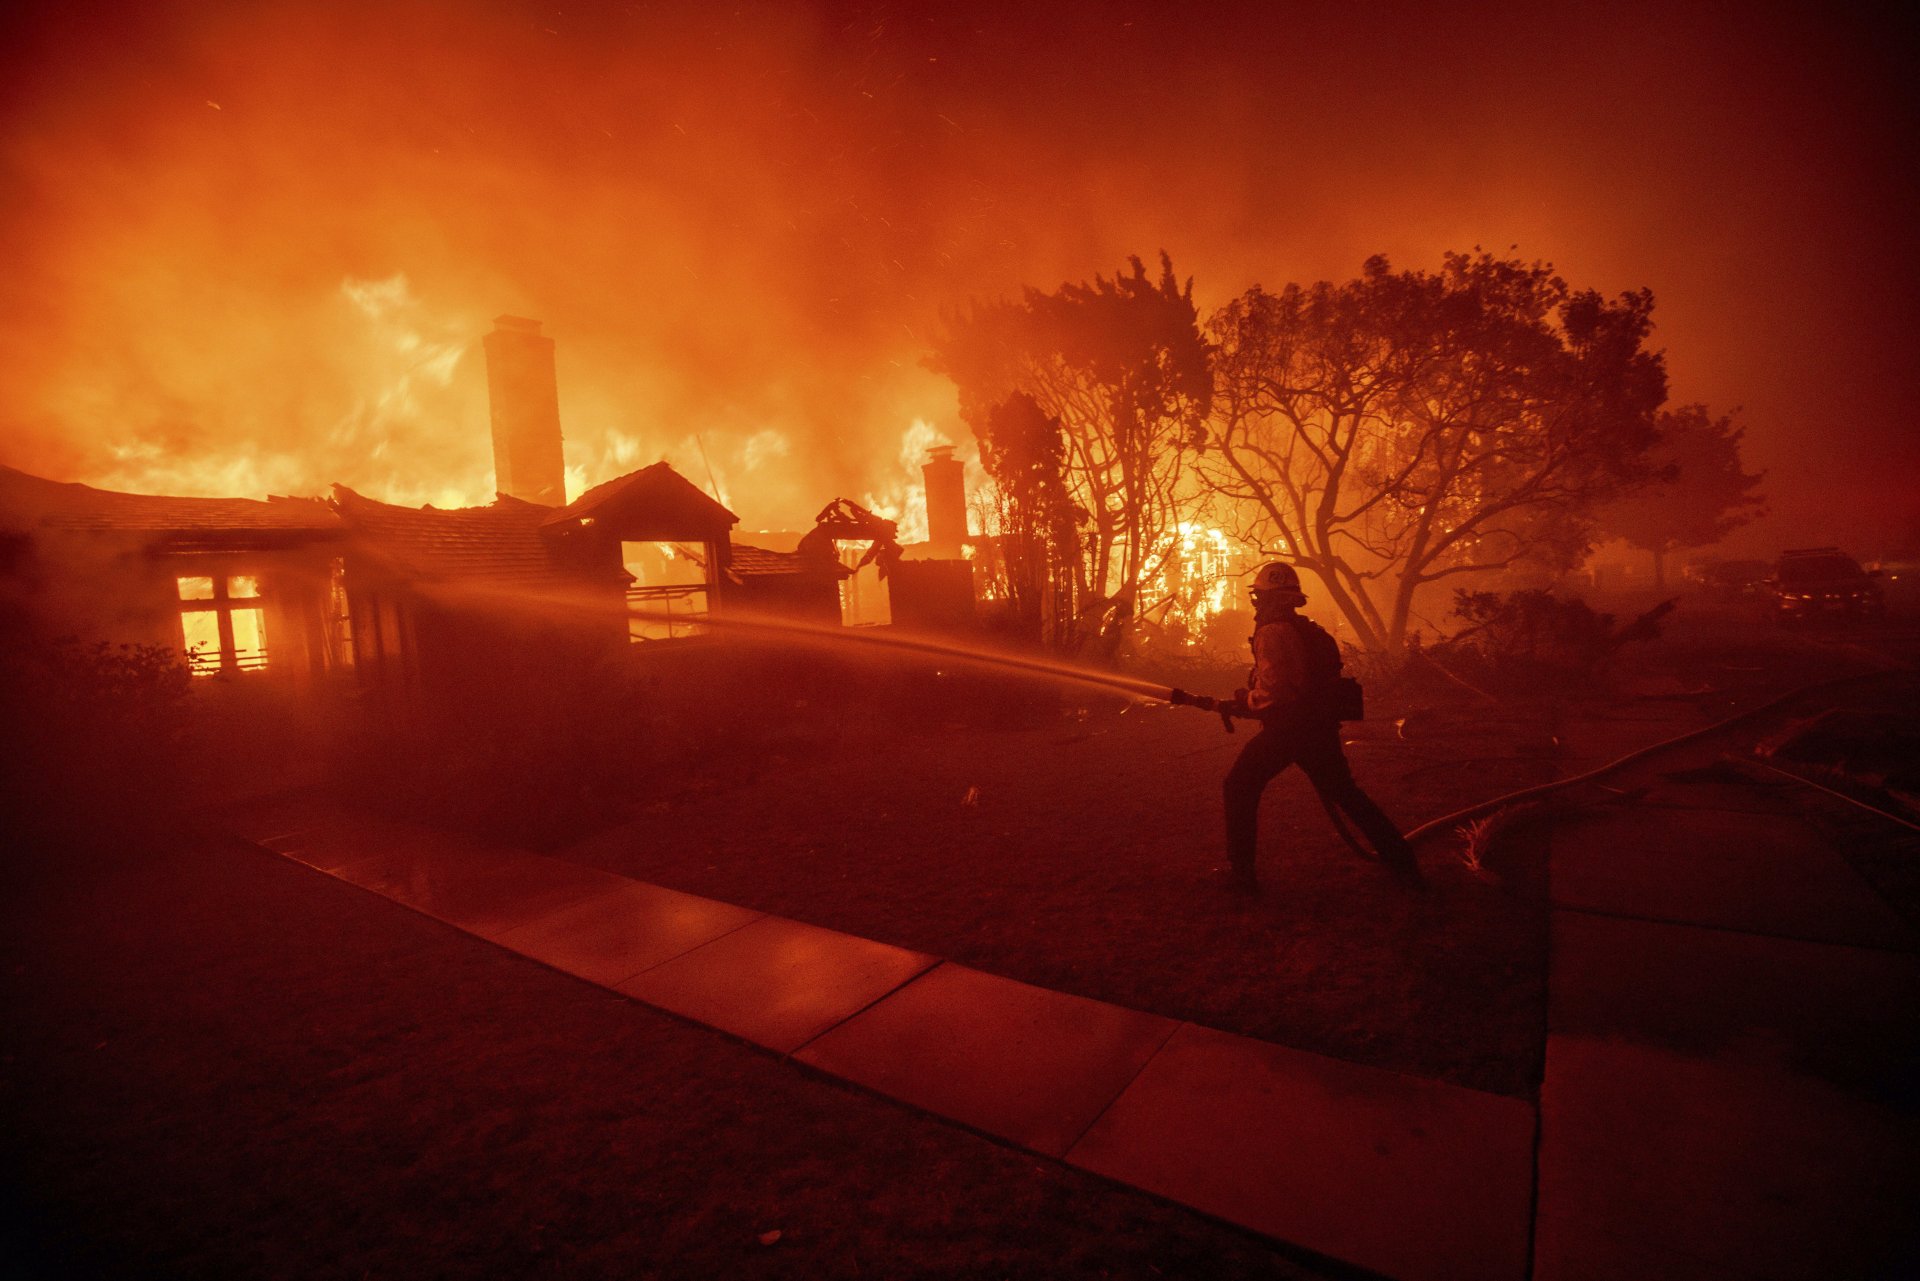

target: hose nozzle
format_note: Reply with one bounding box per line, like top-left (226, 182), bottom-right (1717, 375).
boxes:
top-left (1168, 687), bottom-right (1239, 733)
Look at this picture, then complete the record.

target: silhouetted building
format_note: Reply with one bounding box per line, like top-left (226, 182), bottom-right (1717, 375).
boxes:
top-left (726, 544), bottom-right (848, 622)
top-left (328, 462), bottom-right (742, 715)
top-left (0, 317), bottom-right (992, 721)
top-left (889, 559), bottom-right (977, 631)
top-left (0, 465), bottom-right (346, 686)
top-left (0, 459), bottom-right (756, 716)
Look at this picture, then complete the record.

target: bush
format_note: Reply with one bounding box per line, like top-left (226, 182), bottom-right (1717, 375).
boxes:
top-left (1440, 589), bottom-right (1617, 691)
top-left (0, 635), bottom-right (194, 841)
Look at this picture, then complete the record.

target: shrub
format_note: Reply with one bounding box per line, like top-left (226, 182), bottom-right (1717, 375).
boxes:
top-left (0, 635), bottom-right (194, 840)
top-left (1441, 589), bottom-right (1617, 691)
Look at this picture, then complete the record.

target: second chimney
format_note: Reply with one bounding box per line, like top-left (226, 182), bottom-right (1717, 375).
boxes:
top-left (482, 315), bottom-right (567, 505)
top-left (922, 445), bottom-right (968, 559)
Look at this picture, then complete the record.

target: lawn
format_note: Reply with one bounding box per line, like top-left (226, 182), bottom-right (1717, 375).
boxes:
top-left (1, 831), bottom-right (1332, 1280)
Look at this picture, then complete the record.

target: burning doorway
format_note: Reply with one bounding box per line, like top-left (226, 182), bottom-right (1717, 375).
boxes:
top-left (622, 540), bottom-right (713, 641)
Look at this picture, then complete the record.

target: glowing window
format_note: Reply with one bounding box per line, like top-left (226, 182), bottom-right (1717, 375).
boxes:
top-left (228, 607), bottom-right (266, 668)
top-left (176, 574), bottom-right (269, 675)
top-left (181, 611), bottom-right (221, 666)
top-left (623, 541), bottom-right (710, 642)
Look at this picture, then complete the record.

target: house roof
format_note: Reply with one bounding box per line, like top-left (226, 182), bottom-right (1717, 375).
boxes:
top-left (730, 542), bottom-right (851, 580)
top-left (0, 465), bottom-right (340, 545)
top-left (544, 462), bottom-right (737, 537)
top-left (330, 486), bottom-right (566, 585)
top-left (0, 461), bottom-right (740, 582)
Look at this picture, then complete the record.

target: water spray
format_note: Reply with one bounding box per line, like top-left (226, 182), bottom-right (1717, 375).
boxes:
top-left (622, 599), bottom-right (1247, 724)
top-left (418, 574), bottom-right (1245, 706)
top-left (416, 575), bottom-right (1257, 731)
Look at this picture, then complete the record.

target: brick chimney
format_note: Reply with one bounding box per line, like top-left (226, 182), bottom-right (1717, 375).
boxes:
top-left (922, 444), bottom-right (968, 559)
top-left (482, 315), bottom-right (567, 505)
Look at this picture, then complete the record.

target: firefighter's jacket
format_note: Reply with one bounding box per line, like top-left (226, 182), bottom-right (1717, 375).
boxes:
top-left (1245, 615), bottom-right (1312, 722)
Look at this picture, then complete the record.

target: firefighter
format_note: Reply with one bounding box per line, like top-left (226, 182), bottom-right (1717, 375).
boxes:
top-left (1213, 562), bottom-right (1424, 895)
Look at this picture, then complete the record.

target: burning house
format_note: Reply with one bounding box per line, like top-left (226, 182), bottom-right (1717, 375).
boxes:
top-left (0, 313), bottom-right (983, 721)
top-left (1, 317), bottom-right (722, 716)
top-left (0, 465), bottom-right (347, 685)
top-left (0, 464), bottom-right (755, 717)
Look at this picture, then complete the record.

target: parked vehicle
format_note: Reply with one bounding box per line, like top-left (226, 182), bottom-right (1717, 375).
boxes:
top-left (1766, 547), bottom-right (1886, 622)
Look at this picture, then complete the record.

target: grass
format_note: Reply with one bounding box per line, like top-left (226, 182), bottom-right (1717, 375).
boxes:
top-left (0, 831), bottom-right (1334, 1281)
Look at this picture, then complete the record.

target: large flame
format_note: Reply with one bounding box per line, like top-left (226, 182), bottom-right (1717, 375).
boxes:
top-left (860, 419), bottom-right (943, 545)
top-left (2, 5), bottom-right (1908, 547)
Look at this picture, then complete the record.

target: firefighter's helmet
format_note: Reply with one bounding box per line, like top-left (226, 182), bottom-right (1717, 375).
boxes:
top-left (1251, 561), bottom-right (1307, 606)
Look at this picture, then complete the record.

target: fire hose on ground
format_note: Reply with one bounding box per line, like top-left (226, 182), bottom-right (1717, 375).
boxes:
top-left (1165, 666), bottom-right (1908, 859)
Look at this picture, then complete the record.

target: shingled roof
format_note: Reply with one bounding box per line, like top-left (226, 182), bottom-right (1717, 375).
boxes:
top-left (0, 465), bottom-right (339, 546)
top-left (729, 542), bottom-right (850, 580)
top-left (0, 462), bottom-right (745, 585)
top-left (330, 486), bottom-right (565, 585)
top-left (544, 462), bottom-right (737, 537)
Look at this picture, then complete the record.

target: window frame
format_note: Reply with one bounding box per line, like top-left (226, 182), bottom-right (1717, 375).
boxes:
top-left (622, 540), bottom-right (717, 643)
top-left (176, 572), bottom-right (269, 676)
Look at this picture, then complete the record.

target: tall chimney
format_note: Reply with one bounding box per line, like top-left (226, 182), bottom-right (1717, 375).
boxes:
top-left (482, 315), bottom-right (567, 505)
top-left (922, 445), bottom-right (968, 559)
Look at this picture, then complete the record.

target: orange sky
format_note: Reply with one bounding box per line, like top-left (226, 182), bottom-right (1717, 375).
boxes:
top-left (2, 0), bottom-right (1914, 550)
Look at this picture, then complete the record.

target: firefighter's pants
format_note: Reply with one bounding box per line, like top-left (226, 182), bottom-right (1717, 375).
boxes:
top-left (1223, 721), bottom-right (1417, 875)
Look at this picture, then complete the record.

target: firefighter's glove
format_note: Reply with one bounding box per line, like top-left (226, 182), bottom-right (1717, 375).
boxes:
top-left (1168, 688), bottom-right (1219, 712)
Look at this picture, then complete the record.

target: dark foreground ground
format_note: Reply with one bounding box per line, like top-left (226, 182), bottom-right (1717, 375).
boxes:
top-left (1, 833), bottom-right (1333, 1281)
top-left (5, 601), bottom-right (1914, 1278)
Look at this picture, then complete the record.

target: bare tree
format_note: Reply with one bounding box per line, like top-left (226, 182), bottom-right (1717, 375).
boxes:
top-left (928, 253), bottom-right (1211, 647)
top-left (1202, 252), bottom-right (1667, 650)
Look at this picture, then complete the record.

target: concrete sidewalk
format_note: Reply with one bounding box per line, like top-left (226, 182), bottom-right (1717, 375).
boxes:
top-left (232, 791), bottom-right (1534, 1281)
top-left (228, 763), bottom-right (1919, 1281)
top-left (1534, 750), bottom-right (1920, 1281)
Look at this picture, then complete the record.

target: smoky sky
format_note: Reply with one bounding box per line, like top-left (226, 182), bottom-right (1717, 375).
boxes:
top-left (2, 0), bottom-right (1915, 546)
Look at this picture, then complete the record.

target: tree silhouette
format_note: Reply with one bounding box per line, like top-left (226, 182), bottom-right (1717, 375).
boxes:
top-left (928, 253), bottom-right (1211, 647)
top-left (1202, 252), bottom-right (1667, 650)
top-left (974, 392), bottom-right (1080, 647)
top-left (1598, 404), bottom-right (1766, 587)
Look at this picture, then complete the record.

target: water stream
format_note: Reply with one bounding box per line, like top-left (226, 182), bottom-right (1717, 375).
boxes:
top-left (621, 602), bottom-right (1179, 700)
top-left (416, 576), bottom-right (1188, 702)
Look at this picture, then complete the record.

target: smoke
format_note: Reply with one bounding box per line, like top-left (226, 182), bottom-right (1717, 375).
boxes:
top-left (1, 1), bottom-right (1914, 545)
top-left (0, 0), bottom-right (986, 523)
